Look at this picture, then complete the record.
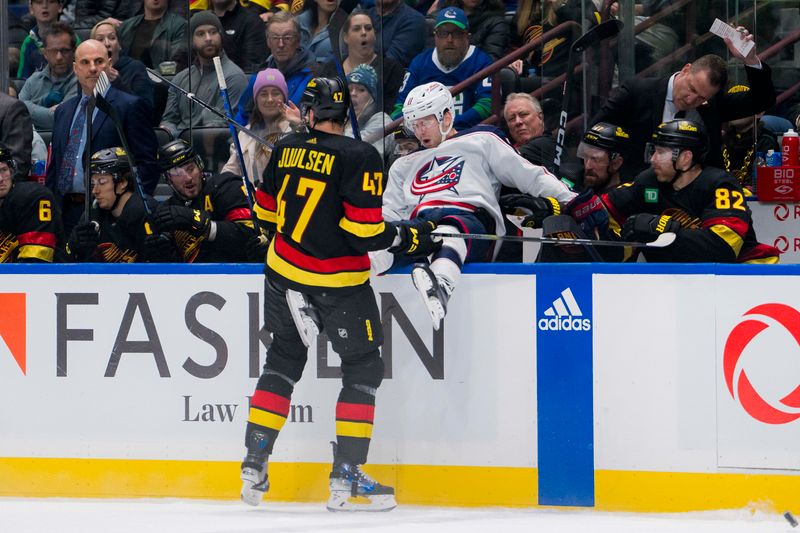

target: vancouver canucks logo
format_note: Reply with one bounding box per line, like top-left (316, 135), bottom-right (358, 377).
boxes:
top-left (411, 155), bottom-right (465, 196)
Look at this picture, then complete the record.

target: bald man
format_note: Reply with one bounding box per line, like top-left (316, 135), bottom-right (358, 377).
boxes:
top-left (46, 39), bottom-right (159, 233)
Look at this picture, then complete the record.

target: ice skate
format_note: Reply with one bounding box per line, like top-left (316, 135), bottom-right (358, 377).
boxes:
top-left (286, 289), bottom-right (321, 347)
top-left (411, 263), bottom-right (452, 331)
top-left (326, 442), bottom-right (396, 512)
top-left (240, 431), bottom-right (270, 506)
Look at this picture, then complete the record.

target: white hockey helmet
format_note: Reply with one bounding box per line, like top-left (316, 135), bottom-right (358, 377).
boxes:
top-left (402, 82), bottom-right (454, 132)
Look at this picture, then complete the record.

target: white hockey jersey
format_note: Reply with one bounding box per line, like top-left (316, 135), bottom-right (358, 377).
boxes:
top-left (383, 127), bottom-right (576, 236)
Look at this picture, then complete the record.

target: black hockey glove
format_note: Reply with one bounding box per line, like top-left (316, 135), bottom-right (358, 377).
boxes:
top-left (565, 189), bottom-right (609, 237)
top-left (621, 213), bottom-right (680, 242)
top-left (499, 193), bottom-right (560, 229)
top-left (143, 233), bottom-right (180, 262)
top-left (388, 219), bottom-right (441, 256)
top-left (245, 233), bottom-right (269, 263)
top-left (68, 221), bottom-right (99, 260)
top-left (153, 205), bottom-right (211, 237)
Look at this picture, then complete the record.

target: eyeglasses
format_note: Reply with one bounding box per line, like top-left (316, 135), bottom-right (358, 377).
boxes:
top-left (268, 34), bottom-right (298, 44)
top-left (45, 47), bottom-right (73, 56)
top-left (434, 28), bottom-right (467, 40)
top-left (90, 176), bottom-right (112, 188)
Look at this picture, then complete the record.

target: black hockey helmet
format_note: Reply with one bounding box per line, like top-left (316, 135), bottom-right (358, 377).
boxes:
top-left (579, 122), bottom-right (630, 158)
top-left (0, 142), bottom-right (16, 172)
top-left (158, 139), bottom-right (204, 174)
top-left (300, 76), bottom-right (350, 124)
top-left (646, 119), bottom-right (709, 164)
top-left (90, 147), bottom-right (131, 182)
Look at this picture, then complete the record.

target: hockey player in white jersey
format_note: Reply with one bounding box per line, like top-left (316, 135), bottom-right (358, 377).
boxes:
top-left (373, 82), bottom-right (576, 330)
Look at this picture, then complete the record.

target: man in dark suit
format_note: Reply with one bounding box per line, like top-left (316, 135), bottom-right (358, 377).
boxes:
top-left (46, 39), bottom-right (159, 233)
top-left (0, 92), bottom-right (33, 181)
top-left (591, 26), bottom-right (775, 180)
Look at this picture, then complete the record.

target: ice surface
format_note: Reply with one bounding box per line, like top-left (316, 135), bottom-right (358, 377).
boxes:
top-left (0, 498), bottom-right (794, 533)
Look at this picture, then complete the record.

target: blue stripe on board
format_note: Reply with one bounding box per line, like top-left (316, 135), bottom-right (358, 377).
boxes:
top-left (535, 271), bottom-right (594, 507)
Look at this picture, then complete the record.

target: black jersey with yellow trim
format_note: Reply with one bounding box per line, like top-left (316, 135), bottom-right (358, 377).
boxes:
top-left (88, 193), bottom-right (159, 263)
top-left (257, 130), bottom-right (396, 294)
top-left (163, 171), bottom-right (256, 263)
top-left (602, 166), bottom-right (775, 263)
top-left (0, 181), bottom-right (64, 262)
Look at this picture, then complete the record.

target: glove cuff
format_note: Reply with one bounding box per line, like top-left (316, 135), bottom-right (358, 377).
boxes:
top-left (207, 220), bottom-right (217, 241)
top-left (548, 197), bottom-right (561, 216)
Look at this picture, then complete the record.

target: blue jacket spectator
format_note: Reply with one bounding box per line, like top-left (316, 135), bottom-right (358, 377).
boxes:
top-left (368, 0), bottom-right (427, 68)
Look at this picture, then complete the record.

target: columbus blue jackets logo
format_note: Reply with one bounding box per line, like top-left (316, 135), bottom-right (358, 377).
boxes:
top-left (411, 155), bottom-right (465, 196)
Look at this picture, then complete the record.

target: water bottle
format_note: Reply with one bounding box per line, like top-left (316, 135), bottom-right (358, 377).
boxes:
top-left (782, 128), bottom-right (799, 166)
top-left (753, 151), bottom-right (765, 193)
top-left (30, 159), bottom-right (46, 186)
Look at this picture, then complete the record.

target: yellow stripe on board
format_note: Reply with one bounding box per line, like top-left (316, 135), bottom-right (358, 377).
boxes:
top-left (0, 458), bottom-right (798, 512)
top-left (595, 470), bottom-right (800, 513)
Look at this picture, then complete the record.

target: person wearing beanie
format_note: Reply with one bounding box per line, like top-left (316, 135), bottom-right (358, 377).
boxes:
top-left (160, 10), bottom-right (248, 137)
top-left (222, 68), bottom-right (301, 184)
top-left (345, 65), bottom-right (395, 158)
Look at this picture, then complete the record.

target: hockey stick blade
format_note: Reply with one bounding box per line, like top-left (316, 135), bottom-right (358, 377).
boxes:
top-left (440, 231), bottom-right (676, 248)
top-left (571, 19), bottom-right (623, 53)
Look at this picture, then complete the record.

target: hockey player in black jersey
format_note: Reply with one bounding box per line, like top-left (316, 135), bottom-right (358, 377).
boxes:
top-left (242, 77), bottom-right (439, 512)
top-left (153, 139), bottom-right (259, 263)
top-left (67, 148), bottom-right (170, 263)
top-left (0, 143), bottom-right (65, 262)
top-left (602, 119), bottom-right (779, 263)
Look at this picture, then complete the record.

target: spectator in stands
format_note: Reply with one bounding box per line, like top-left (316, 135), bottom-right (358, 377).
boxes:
top-left (47, 39), bottom-right (159, 233)
top-left (392, 7), bottom-right (493, 130)
top-left (368, 0), bottom-right (427, 68)
top-left (91, 21), bottom-right (155, 120)
top-left (154, 139), bottom-right (259, 262)
top-left (72, 0), bottom-right (140, 31)
top-left (117, 0), bottom-right (189, 74)
top-left (17, 0), bottom-right (65, 79)
top-left (433, 0), bottom-right (509, 62)
top-left (503, 92), bottom-right (557, 174)
top-left (345, 64), bottom-right (395, 158)
top-left (160, 11), bottom-right (248, 137)
top-left (0, 92), bottom-right (34, 181)
top-left (234, 11), bottom-right (314, 124)
top-left (318, 9), bottom-right (404, 115)
top-left (211, 0), bottom-right (268, 73)
top-left (19, 22), bottom-right (79, 130)
top-left (504, 0), bottom-right (598, 94)
top-left (296, 0), bottom-right (336, 70)
top-left (221, 68), bottom-right (299, 185)
top-left (591, 32), bottom-right (776, 180)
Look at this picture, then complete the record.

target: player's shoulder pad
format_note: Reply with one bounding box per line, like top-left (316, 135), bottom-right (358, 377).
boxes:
top-left (453, 125), bottom-right (513, 145)
top-left (10, 180), bottom-right (56, 203)
top-left (698, 165), bottom-right (741, 189)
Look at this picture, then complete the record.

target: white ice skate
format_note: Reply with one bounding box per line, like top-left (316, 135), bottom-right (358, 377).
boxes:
top-left (286, 289), bottom-right (321, 347)
top-left (240, 465), bottom-right (269, 506)
top-left (411, 263), bottom-right (452, 331)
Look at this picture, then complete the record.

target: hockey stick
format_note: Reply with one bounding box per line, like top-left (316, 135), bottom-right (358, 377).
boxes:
top-left (553, 19), bottom-right (623, 173)
top-left (212, 56), bottom-right (261, 230)
top-left (84, 94), bottom-right (95, 220)
top-left (440, 231), bottom-right (676, 248)
top-left (146, 68), bottom-right (274, 149)
top-left (93, 72), bottom-right (154, 220)
top-left (328, 0), bottom-right (361, 139)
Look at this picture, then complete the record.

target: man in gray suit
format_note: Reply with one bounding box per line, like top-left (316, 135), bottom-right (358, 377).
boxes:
top-left (0, 92), bottom-right (33, 181)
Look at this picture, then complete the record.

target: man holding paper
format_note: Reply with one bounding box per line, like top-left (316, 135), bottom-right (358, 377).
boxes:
top-left (591, 23), bottom-right (775, 180)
